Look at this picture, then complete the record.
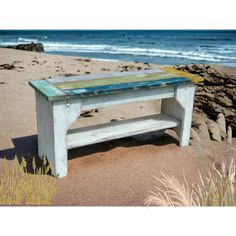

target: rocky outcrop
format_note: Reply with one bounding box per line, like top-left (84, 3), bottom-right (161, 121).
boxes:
top-left (175, 64), bottom-right (236, 134)
top-left (190, 112), bottom-right (232, 148)
top-left (4, 43), bottom-right (44, 52)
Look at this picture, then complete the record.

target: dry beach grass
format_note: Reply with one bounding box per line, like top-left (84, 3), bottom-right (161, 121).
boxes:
top-left (145, 116), bottom-right (236, 207)
top-left (0, 157), bottom-right (57, 205)
top-left (145, 151), bottom-right (236, 206)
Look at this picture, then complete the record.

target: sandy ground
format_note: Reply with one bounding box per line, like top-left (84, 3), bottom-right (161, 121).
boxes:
top-left (0, 48), bottom-right (232, 206)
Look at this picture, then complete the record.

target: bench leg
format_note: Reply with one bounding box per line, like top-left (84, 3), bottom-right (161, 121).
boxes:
top-left (161, 83), bottom-right (195, 147)
top-left (35, 92), bottom-right (81, 177)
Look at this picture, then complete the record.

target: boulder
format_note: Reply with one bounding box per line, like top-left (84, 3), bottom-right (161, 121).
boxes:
top-left (4, 43), bottom-right (44, 52)
top-left (198, 121), bottom-right (211, 141)
top-left (192, 111), bottom-right (209, 128)
top-left (216, 113), bottom-right (226, 136)
top-left (227, 126), bottom-right (232, 145)
top-left (190, 128), bottom-right (202, 143)
top-left (207, 120), bottom-right (222, 142)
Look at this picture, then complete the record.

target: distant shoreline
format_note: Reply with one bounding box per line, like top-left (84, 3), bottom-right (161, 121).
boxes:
top-left (1, 30), bottom-right (236, 67)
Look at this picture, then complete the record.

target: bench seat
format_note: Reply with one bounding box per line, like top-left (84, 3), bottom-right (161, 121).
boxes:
top-left (29, 68), bottom-right (203, 100)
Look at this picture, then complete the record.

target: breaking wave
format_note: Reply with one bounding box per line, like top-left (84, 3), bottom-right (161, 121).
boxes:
top-left (17, 37), bottom-right (39, 43)
top-left (42, 42), bottom-right (236, 62)
top-left (0, 39), bottom-right (235, 64)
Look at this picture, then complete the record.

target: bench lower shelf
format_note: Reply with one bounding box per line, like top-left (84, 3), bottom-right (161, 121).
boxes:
top-left (66, 113), bottom-right (179, 149)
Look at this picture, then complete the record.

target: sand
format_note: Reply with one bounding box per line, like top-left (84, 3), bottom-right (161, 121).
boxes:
top-left (0, 48), bottom-right (232, 206)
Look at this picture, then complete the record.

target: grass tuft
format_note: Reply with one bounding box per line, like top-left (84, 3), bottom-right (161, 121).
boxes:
top-left (0, 156), bottom-right (57, 206)
top-left (145, 148), bottom-right (236, 206)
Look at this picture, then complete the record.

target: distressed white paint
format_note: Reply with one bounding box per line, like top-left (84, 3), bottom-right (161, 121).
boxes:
top-left (35, 82), bottom-right (195, 178)
top-left (81, 86), bottom-right (175, 110)
top-left (36, 92), bottom-right (81, 177)
top-left (67, 114), bottom-right (179, 149)
top-left (161, 83), bottom-right (195, 146)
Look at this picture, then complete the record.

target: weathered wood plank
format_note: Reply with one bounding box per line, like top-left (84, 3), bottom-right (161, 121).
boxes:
top-left (29, 68), bottom-right (202, 101)
top-left (81, 86), bottom-right (174, 110)
top-left (67, 114), bottom-right (179, 149)
top-left (163, 67), bottom-right (204, 83)
top-left (29, 80), bottom-right (67, 100)
top-left (63, 77), bottom-right (190, 98)
top-left (55, 71), bottom-right (172, 90)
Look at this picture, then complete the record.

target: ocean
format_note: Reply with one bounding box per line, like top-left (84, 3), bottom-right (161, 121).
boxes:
top-left (0, 30), bottom-right (236, 67)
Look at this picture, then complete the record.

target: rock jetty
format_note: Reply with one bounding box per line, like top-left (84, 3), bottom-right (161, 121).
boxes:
top-left (4, 43), bottom-right (44, 52)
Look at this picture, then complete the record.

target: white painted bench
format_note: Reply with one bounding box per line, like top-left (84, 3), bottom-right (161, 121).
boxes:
top-left (29, 68), bottom-right (203, 177)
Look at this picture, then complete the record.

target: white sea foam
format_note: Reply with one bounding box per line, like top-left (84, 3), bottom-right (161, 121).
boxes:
top-left (92, 58), bottom-right (120, 62)
top-left (42, 42), bottom-right (236, 62)
top-left (1, 40), bottom-right (236, 63)
top-left (0, 42), bottom-right (18, 46)
top-left (17, 37), bottom-right (38, 43)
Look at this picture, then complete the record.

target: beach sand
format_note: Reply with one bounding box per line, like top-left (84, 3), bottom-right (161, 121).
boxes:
top-left (0, 48), bottom-right (230, 206)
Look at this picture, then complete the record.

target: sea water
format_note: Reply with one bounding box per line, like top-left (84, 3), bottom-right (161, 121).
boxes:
top-left (0, 30), bottom-right (236, 67)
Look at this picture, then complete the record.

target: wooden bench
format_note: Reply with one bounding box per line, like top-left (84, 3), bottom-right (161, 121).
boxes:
top-left (29, 67), bottom-right (203, 177)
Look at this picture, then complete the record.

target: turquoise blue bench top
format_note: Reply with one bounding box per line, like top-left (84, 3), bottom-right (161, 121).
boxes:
top-left (29, 68), bottom-right (203, 101)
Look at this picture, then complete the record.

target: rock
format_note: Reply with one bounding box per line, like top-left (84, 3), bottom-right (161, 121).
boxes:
top-left (4, 43), bottom-right (44, 52)
top-left (110, 119), bottom-right (119, 122)
top-left (195, 91), bottom-right (215, 100)
top-left (227, 126), bottom-right (232, 145)
top-left (83, 59), bottom-right (91, 62)
top-left (75, 58), bottom-right (91, 62)
top-left (101, 68), bottom-right (110, 71)
top-left (190, 128), bottom-right (201, 143)
top-left (225, 89), bottom-right (236, 103)
top-left (61, 73), bottom-right (77, 77)
top-left (0, 63), bottom-right (16, 70)
top-left (215, 96), bottom-right (233, 107)
top-left (192, 112), bottom-right (209, 128)
top-left (216, 113), bottom-right (226, 136)
top-left (143, 62), bottom-right (150, 67)
top-left (175, 64), bottom-right (236, 134)
top-left (198, 121), bottom-right (211, 141)
top-left (207, 120), bottom-right (222, 142)
top-left (120, 65), bottom-right (136, 71)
